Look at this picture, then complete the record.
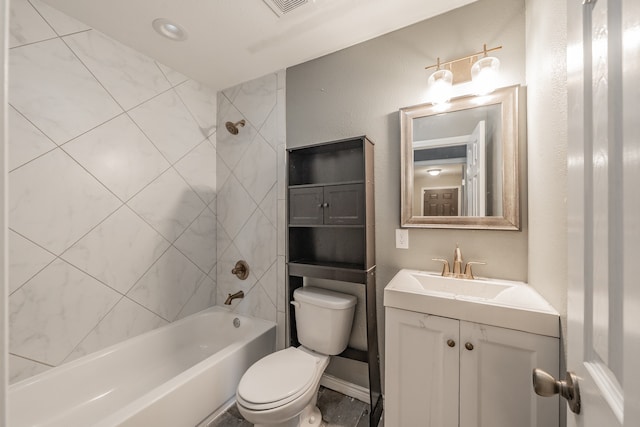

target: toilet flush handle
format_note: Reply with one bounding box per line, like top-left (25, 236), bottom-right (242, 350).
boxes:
top-left (290, 301), bottom-right (300, 308)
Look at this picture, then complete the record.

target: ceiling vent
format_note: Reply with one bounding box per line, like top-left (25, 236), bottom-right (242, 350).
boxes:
top-left (262, 0), bottom-right (309, 17)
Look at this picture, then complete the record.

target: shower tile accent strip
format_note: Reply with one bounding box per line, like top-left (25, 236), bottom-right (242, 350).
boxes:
top-left (7, 0), bottom-right (217, 383)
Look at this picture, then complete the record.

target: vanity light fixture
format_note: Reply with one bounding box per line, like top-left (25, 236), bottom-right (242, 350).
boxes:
top-left (426, 58), bottom-right (453, 105)
top-left (427, 168), bottom-right (442, 176)
top-left (471, 44), bottom-right (501, 95)
top-left (425, 44), bottom-right (502, 104)
top-left (152, 18), bottom-right (188, 41)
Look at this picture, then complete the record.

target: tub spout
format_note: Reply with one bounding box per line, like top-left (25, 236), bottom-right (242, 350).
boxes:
top-left (224, 290), bottom-right (244, 305)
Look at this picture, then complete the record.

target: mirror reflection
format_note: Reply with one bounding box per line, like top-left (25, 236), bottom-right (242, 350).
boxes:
top-left (400, 85), bottom-right (520, 230)
top-left (412, 103), bottom-right (502, 217)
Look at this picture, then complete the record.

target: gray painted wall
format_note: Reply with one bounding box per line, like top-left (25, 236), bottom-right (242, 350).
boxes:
top-left (286, 0), bottom-right (528, 388)
top-left (525, 0), bottom-right (568, 351)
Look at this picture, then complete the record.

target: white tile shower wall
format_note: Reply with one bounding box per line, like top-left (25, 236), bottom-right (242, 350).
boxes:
top-left (7, 0), bottom-right (218, 384)
top-left (216, 72), bottom-right (285, 345)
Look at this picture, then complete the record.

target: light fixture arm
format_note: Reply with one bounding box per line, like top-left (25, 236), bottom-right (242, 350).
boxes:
top-left (425, 44), bottom-right (502, 71)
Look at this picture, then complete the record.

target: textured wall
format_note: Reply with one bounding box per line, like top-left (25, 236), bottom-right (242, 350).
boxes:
top-left (525, 0), bottom-right (568, 337)
top-left (216, 71), bottom-right (287, 350)
top-left (8, 0), bottom-right (217, 383)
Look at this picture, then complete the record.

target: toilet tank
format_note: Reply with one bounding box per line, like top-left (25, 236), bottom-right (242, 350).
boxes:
top-left (292, 287), bottom-right (357, 355)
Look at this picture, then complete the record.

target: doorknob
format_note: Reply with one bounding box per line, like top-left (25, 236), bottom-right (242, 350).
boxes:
top-left (532, 368), bottom-right (581, 414)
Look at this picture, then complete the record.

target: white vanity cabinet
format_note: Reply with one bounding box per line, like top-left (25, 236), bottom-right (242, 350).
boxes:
top-left (385, 307), bottom-right (560, 427)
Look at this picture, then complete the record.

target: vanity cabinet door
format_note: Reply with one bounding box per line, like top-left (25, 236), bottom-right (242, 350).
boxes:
top-left (459, 321), bottom-right (559, 427)
top-left (385, 308), bottom-right (459, 427)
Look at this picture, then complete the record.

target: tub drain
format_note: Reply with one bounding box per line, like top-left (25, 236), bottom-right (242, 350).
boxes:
top-left (233, 317), bottom-right (241, 328)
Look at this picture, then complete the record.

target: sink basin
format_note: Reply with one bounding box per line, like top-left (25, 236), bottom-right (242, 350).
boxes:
top-left (402, 272), bottom-right (512, 299)
top-left (384, 269), bottom-right (559, 337)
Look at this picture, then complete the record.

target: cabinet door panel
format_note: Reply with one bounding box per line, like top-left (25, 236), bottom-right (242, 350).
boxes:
top-left (459, 322), bottom-right (559, 427)
top-left (385, 308), bottom-right (459, 427)
top-left (289, 187), bottom-right (324, 225)
top-left (323, 184), bottom-right (364, 225)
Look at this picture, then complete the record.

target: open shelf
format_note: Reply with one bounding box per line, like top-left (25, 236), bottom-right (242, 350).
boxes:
top-left (288, 260), bottom-right (374, 283)
top-left (288, 137), bottom-right (365, 186)
top-left (288, 227), bottom-right (366, 268)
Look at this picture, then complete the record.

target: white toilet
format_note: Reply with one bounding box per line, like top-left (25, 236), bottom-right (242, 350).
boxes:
top-left (236, 286), bottom-right (357, 427)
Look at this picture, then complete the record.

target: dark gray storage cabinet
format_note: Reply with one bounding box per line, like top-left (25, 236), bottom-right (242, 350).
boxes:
top-left (286, 136), bottom-right (382, 426)
top-left (289, 184), bottom-right (364, 225)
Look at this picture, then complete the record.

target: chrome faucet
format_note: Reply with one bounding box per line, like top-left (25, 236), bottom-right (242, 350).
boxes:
top-left (432, 244), bottom-right (486, 280)
top-left (224, 290), bottom-right (244, 305)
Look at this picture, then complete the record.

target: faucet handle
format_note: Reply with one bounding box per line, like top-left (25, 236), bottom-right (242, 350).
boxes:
top-left (432, 258), bottom-right (451, 276)
top-left (463, 261), bottom-right (486, 280)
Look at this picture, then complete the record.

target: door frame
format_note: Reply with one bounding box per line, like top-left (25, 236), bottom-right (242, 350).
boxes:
top-left (621, 0), bottom-right (640, 423)
top-left (0, 0), bottom-right (9, 424)
top-left (421, 185), bottom-right (462, 216)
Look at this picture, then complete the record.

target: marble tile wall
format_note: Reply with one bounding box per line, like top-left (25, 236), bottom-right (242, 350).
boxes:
top-left (216, 71), bottom-right (287, 350)
top-left (8, 0), bottom-right (218, 383)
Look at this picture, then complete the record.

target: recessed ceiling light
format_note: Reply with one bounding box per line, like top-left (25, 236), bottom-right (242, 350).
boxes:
top-left (427, 168), bottom-right (442, 176)
top-left (152, 18), bottom-right (187, 41)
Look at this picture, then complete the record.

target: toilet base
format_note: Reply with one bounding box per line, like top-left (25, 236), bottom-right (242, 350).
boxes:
top-left (253, 404), bottom-right (322, 427)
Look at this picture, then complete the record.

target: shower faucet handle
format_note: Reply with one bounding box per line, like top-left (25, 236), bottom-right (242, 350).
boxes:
top-left (231, 260), bottom-right (250, 280)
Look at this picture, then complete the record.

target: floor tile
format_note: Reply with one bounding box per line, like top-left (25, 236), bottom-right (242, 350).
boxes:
top-left (318, 387), bottom-right (367, 427)
top-left (210, 387), bottom-right (376, 427)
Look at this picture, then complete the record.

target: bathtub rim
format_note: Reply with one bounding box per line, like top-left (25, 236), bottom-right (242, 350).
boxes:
top-left (8, 306), bottom-right (276, 427)
top-left (9, 306), bottom-right (275, 391)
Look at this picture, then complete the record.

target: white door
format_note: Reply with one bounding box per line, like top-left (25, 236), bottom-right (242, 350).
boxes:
top-left (566, 0), bottom-right (640, 426)
top-left (466, 120), bottom-right (486, 216)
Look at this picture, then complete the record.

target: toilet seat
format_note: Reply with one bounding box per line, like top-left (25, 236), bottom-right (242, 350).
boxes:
top-left (237, 347), bottom-right (326, 411)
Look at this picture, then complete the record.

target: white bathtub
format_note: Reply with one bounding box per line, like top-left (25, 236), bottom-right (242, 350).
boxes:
top-left (8, 306), bottom-right (276, 427)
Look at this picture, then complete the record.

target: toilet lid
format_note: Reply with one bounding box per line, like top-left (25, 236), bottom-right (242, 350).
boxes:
top-left (237, 347), bottom-right (319, 407)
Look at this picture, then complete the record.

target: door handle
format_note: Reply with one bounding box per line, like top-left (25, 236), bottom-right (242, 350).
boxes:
top-left (532, 368), bottom-right (581, 414)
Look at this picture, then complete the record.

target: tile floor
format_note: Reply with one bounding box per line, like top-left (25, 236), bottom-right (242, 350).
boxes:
top-left (209, 387), bottom-right (383, 427)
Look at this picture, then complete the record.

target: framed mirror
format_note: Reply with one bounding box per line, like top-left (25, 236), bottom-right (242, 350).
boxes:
top-left (400, 85), bottom-right (520, 230)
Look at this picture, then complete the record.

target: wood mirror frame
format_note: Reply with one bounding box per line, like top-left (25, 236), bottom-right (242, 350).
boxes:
top-left (400, 85), bottom-right (521, 230)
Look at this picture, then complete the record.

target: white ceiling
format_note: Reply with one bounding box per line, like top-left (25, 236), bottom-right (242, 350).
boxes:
top-left (42, 0), bottom-right (477, 91)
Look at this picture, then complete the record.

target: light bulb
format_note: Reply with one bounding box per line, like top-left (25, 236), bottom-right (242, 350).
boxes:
top-left (427, 169), bottom-right (442, 176)
top-left (471, 56), bottom-right (500, 95)
top-left (427, 69), bottom-right (453, 105)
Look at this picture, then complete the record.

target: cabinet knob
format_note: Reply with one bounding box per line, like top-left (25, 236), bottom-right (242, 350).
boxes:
top-left (465, 342), bottom-right (474, 351)
top-left (447, 339), bottom-right (456, 348)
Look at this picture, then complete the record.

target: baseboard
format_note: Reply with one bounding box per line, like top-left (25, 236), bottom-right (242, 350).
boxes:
top-left (320, 373), bottom-right (370, 403)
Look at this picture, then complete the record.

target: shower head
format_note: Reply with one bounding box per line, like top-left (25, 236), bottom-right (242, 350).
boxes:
top-left (225, 120), bottom-right (246, 135)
